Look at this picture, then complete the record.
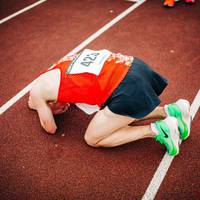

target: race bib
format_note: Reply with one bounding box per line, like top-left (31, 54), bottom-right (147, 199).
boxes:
top-left (67, 49), bottom-right (111, 75)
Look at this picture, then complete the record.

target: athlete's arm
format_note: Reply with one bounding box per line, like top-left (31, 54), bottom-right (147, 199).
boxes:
top-left (29, 83), bottom-right (57, 134)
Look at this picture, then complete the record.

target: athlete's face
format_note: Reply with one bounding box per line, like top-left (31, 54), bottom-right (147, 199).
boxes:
top-left (49, 102), bottom-right (70, 115)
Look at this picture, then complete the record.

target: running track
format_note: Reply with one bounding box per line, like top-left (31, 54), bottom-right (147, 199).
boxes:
top-left (0, 0), bottom-right (200, 199)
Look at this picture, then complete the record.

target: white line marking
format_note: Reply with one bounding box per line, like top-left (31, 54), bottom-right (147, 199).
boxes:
top-left (0, 0), bottom-right (47, 25)
top-left (190, 89), bottom-right (200, 120)
top-left (141, 89), bottom-right (200, 200)
top-left (66, 0), bottom-right (146, 57)
top-left (0, 0), bottom-right (146, 115)
top-left (0, 1), bottom-right (199, 197)
top-left (126, 0), bottom-right (141, 2)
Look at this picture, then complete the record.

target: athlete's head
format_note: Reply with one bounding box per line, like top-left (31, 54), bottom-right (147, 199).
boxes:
top-left (48, 102), bottom-right (70, 115)
top-left (28, 92), bottom-right (70, 115)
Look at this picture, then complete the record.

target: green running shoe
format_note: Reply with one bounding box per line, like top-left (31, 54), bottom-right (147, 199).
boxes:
top-left (164, 99), bottom-right (191, 140)
top-left (153, 117), bottom-right (180, 156)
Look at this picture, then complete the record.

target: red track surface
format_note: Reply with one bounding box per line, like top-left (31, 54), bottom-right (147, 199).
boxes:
top-left (0, 0), bottom-right (200, 199)
top-left (0, 0), bottom-right (38, 19)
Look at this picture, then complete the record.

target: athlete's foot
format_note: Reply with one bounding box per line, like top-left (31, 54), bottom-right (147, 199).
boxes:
top-left (164, 99), bottom-right (191, 140)
top-left (152, 117), bottom-right (180, 156)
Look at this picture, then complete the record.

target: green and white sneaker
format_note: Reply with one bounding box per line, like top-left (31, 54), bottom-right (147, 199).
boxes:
top-left (164, 99), bottom-right (191, 140)
top-left (152, 117), bottom-right (180, 156)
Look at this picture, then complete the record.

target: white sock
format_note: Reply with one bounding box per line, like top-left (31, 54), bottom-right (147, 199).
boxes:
top-left (150, 123), bottom-right (159, 136)
top-left (164, 104), bottom-right (170, 117)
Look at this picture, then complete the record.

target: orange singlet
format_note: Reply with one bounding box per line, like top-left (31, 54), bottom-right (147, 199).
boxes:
top-left (49, 49), bottom-right (133, 107)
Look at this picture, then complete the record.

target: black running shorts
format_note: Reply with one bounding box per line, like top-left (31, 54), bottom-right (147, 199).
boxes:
top-left (102, 57), bottom-right (168, 119)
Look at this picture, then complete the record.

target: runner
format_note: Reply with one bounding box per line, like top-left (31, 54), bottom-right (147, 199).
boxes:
top-left (28, 49), bottom-right (191, 156)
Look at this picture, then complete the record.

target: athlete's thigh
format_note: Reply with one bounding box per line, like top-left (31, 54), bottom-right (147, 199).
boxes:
top-left (85, 106), bottom-right (136, 142)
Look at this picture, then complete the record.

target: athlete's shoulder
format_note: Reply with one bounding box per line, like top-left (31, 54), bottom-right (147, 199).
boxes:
top-left (33, 69), bottom-right (60, 101)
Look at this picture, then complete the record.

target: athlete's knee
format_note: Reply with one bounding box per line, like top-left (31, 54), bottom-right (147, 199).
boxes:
top-left (84, 133), bottom-right (101, 148)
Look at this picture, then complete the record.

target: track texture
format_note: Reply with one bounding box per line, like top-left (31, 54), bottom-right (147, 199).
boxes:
top-left (0, 0), bottom-right (200, 199)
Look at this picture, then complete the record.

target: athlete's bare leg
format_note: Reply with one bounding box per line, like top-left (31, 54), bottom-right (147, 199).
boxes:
top-left (84, 106), bottom-right (167, 147)
top-left (135, 106), bottom-right (167, 122)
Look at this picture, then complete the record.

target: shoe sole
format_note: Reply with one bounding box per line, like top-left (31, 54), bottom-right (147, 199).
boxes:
top-left (165, 117), bottom-right (180, 156)
top-left (175, 99), bottom-right (191, 140)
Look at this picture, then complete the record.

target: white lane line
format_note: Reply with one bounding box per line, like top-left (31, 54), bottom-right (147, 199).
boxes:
top-left (142, 89), bottom-right (200, 200)
top-left (0, 0), bottom-right (146, 115)
top-left (66, 0), bottom-right (146, 57)
top-left (190, 89), bottom-right (200, 120)
top-left (0, 0), bottom-right (47, 25)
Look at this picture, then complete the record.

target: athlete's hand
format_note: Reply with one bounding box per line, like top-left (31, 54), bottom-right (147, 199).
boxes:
top-left (49, 102), bottom-right (70, 115)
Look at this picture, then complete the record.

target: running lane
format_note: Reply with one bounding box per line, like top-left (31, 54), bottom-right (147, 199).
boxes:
top-left (76, 0), bottom-right (200, 198)
top-left (0, 0), bottom-right (38, 19)
top-left (0, 0), bottom-right (200, 199)
top-left (0, 0), bottom-right (131, 105)
top-left (156, 111), bottom-right (200, 199)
